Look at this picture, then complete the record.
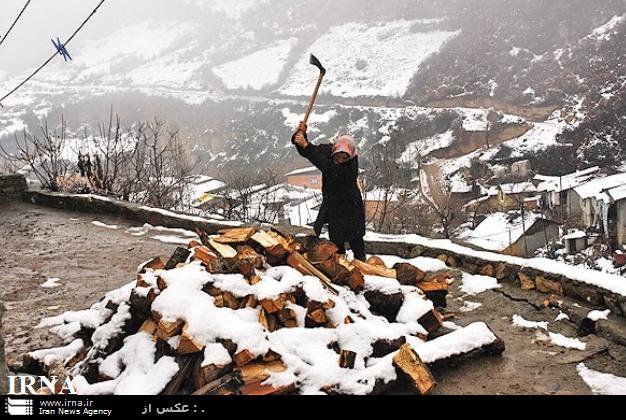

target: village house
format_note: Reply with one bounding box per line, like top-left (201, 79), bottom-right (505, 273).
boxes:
top-left (533, 167), bottom-right (599, 221)
top-left (573, 173), bottom-right (626, 229)
top-left (457, 211), bottom-right (561, 257)
top-left (285, 166), bottom-right (322, 190)
top-left (598, 184), bottom-right (626, 250)
top-left (463, 181), bottom-right (540, 213)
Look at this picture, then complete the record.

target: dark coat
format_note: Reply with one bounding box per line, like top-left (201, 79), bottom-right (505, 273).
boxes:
top-left (293, 133), bottom-right (365, 243)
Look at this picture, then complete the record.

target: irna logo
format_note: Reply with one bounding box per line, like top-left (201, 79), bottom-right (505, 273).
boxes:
top-left (7, 376), bottom-right (77, 395)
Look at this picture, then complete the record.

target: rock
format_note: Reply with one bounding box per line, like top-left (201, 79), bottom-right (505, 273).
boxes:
top-left (447, 255), bottom-right (458, 268)
top-left (409, 246), bottom-right (425, 258)
top-left (480, 264), bottom-right (495, 277)
top-left (535, 276), bottom-right (563, 295)
top-left (437, 254), bottom-right (448, 263)
top-left (518, 272), bottom-right (535, 290)
top-left (603, 294), bottom-right (623, 317)
top-left (561, 279), bottom-right (604, 307)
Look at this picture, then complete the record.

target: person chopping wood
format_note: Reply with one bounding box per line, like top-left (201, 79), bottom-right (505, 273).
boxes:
top-left (292, 121), bottom-right (366, 261)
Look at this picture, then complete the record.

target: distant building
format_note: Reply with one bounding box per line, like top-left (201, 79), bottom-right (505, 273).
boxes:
top-left (562, 230), bottom-right (588, 255)
top-left (510, 160), bottom-right (532, 178)
top-left (457, 211), bottom-right (560, 257)
top-left (463, 181), bottom-right (539, 213)
top-left (574, 173), bottom-right (626, 228)
top-left (534, 166), bottom-right (600, 220)
top-left (285, 167), bottom-right (322, 190)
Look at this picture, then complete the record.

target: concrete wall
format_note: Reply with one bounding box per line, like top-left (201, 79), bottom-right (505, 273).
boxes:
top-left (0, 174), bottom-right (27, 196)
top-left (616, 199), bottom-right (626, 247)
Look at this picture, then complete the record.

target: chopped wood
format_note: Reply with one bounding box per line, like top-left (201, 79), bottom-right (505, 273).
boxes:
top-left (240, 295), bottom-right (258, 309)
top-left (208, 239), bottom-right (237, 259)
top-left (346, 269), bottom-right (365, 292)
top-left (239, 360), bottom-right (287, 384)
top-left (286, 251), bottom-right (339, 295)
top-left (192, 372), bottom-right (242, 396)
top-left (177, 324), bottom-right (204, 354)
top-left (261, 294), bottom-right (287, 314)
top-left (194, 361), bottom-right (233, 390)
top-left (267, 230), bottom-right (300, 254)
top-left (262, 350), bottom-right (282, 362)
top-left (250, 231), bottom-right (287, 256)
top-left (156, 318), bottom-right (184, 340)
top-left (417, 309), bottom-right (443, 335)
top-left (139, 318), bottom-right (158, 336)
top-left (147, 288), bottom-right (160, 304)
top-left (138, 256), bottom-right (165, 273)
top-left (306, 240), bottom-right (339, 264)
top-left (195, 228), bottom-right (212, 246)
top-left (258, 309), bottom-right (279, 332)
top-left (321, 300), bottom-right (336, 310)
top-left (191, 245), bottom-right (219, 265)
top-left (240, 382), bottom-right (296, 395)
top-left (213, 294), bottom-right (225, 308)
top-left (214, 227), bottom-right (257, 244)
top-left (234, 349), bottom-right (257, 367)
top-left (165, 247), bottom-right (192, 270)
top-left (282, 319), bottom-right (298, 328)
top-left (366, 256), bottom-right (387, 267)
top-left (352, 259), bottom-right (397, 279)
top-left (394, 263), bottom-right (426, 285)
top-left (307, 308), bottom-right (327, 325)
top-left (163, 354), bottom-right (198, 395)
top-left (393, 344), bottom-right (436, 395)
top-left (277, 308), bottom-right (297, 323)
top-left (188, 239), bottom-right (203, 249)
top-left (156, 275), bottom-right (168, 291)
top-left (372, 337), bottom-right (406, 358)
top-left (339, 350), bottom-right (356, 369)
top-left (135, 274), bottom-right (151, 288)
top-left (222, 291), bottom-right (241, 310)
top-left (363, 290), bottom-right (404, 322)
top-left (249, 275), bottom-right (262, 285)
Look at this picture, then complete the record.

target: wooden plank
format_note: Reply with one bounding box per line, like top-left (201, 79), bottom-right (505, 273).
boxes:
top-left (393, 344), bottom-right (436, 395)
top-left (339, 350), bottom-right (356, 369)
top-left (214, 227), bottom-right (257, 244)
top-left (208, 239), bottom-right (237, 259)
top-left (352, 259), bottom-right (397, 279)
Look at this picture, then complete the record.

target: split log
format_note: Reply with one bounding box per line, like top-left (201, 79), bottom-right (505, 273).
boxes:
top-left (156, 318), bottom-right (184, 341)
top-left (277, 308), bottom-right (297, 323)
top-left (165, 247), bottom-right (192, 270)
top-left (363, 290), bottom-right (404, 322)
top-left (261, 294), bottom-right (287, 314)
top-left (372, 337), bottom-right (406, 358)
top-left (238, 360), bottom-right (295, 395)
top-left (306, 240), bottom-right (339, 264)
top-left (352, 259), bottom-right (397, 279)
top-left (163, 354), bottom-right (198, 395)
top-left (240, 295), bottom-right (258, 309)
top-left (259, 309), bottom-right (279, 332)
top-left (417, 310), bottom-right (443, 336)
top-left (208, 239), bottom-right (237, 259)
top-left (222, 291), bottom-right (241, 310)
top-left (339, 350), bottom-right (356, 369)
top-left (249, 275), bottom-right (262, 286)
top-left (191, 246), bottom-right (224, 273)
top-left (234, 349), bottom-right (257, 367)
top-left (393, 344), bottom-right (436, 395)
top-left (139, 318), bottom-right (158, 336)
top-left (282, 319), bottom-right (298, 328)
top-left (129, 289), bottom-right (151, 319)
top-left (138, 256), bottom-right (165, 273)
top-left (286, 252), bottom-right (339, 295)
top-left (194, 359), bottom-right (233, 390)
top-left (366, 256), bottom-right (387, 267)
top-left (346, 269), bottom-right (365, 293)
top-left (214, 227), bottom-right (257, 244)
top-left (195, 228), bottom-right (212, 246)
top-left (192, 372), bottom-right (242, 396)
top-left (187, 239), bottom-right (203, 249)
top-left (147, 288), bottom-right (160, 305)
top-left (251, 231), bottom-right (288, 256)
top-left (394, 263), bottom-right (426, 286)
top-left (267, 230), bottom-right (300, 254)
top-left (177, 324), bottom-right (204, 354)
top-left (235, 245), bottom-right (264, 277)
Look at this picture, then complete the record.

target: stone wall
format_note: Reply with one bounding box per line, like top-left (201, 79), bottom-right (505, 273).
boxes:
top-left (0, 174), bottom-right (27, 196)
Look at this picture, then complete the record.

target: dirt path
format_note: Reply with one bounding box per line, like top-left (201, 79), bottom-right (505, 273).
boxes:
top-left (0, 200), bottom-right (179, 367)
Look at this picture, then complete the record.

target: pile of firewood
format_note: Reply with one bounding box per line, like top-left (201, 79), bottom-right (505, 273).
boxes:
top-left (23, 226), bottom-right (504, 395)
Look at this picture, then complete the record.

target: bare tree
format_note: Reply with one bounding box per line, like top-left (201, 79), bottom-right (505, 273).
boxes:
top-left (0, 118), bottom-right (72, 191)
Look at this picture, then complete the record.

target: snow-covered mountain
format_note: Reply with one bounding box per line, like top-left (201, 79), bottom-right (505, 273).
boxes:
top-left (0, 0), bottom-right (624, 188)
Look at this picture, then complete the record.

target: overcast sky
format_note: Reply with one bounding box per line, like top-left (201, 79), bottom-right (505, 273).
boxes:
top-left (0, 0), bottom-right (204, 76)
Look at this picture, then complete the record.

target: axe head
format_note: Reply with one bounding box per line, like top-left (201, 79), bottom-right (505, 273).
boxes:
top-left (310, 54), bottom-right (326, 76)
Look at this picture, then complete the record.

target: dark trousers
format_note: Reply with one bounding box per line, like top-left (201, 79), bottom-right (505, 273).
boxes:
top-left (334, 237), bottom-right (366, 261)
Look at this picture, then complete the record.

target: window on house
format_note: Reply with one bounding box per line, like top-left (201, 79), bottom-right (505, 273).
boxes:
top-left (310, 178), bottom-right (319, 184)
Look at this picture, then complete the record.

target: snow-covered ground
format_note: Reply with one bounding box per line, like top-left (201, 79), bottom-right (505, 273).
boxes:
top-left (213, 38), bottom-right (297, 90)
top-left (278, 20), bottom-right (459, 97)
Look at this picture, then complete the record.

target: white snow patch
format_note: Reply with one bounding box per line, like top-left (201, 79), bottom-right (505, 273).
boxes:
top-left (91, 221), bottom-right (119, 230)
top-left (460, 274), bottom-right (500, 295)
top-left (548, 332), bottom-right (586, 350)
top-left (279, 21), bottom-right (459, 97)
top-left (512, 314), bottom-right (548, 330)
top-left (577, 363), bottom-right (626, 395)
top-left (41, 278), bottom-right (62, 289)
top-left (587, 309), bottom-right (610, 322)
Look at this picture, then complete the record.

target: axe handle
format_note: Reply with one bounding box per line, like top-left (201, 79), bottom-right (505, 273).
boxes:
top-left (302, 73), bottom-right (325, 126)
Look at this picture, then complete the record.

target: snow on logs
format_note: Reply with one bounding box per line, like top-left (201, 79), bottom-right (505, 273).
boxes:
top-left (26, 227), bottom-right (504, 395)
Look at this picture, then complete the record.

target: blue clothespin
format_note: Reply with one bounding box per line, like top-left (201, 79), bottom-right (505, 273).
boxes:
top-left (51, 37), bottom-right (72, 62)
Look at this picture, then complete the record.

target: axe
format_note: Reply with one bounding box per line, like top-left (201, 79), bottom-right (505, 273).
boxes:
top-left (301, 54), bottom-right (326, 127)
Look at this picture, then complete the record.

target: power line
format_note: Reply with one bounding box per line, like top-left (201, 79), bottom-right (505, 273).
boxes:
top-left (0, 0), bottom-right (107, 104)
top-left (0, 0), bottom-right (32, 49)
